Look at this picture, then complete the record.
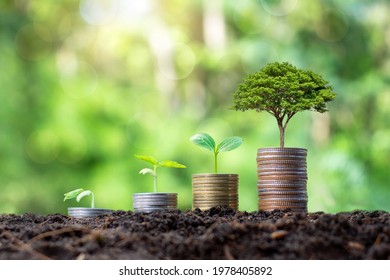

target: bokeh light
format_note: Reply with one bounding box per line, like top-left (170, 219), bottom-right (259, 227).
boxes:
top-left (26, 130), bottom-right (59, 164)
top-left (15, 24), bottom-right (52, 61)
top-left (79, 0), bottom-right (118, 26)
top-left (233, 0), bottom-right (272, 35)
top-left (316, 8), bottom-right (349, 42)
top-left (156, 42), bottom-right (197, 80)
top-left (260, 0), bottom-right (299, 17)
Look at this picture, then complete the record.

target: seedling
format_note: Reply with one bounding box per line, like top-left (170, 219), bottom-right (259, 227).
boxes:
top-left (232, 62), bottom-right (336, 147)
top-left (64, 188), bottom-right (95, 208)
top-left (190, 133), bottom-right (243, 173)
top-left (134, 155), bottom-right (186, 193)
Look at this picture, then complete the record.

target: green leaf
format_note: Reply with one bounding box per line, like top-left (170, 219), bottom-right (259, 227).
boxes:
top-left (76, 190), bottom-right (93, 203)
top-left (74, 190), bottom-right (95, 208)
top-left (64, 188), bottom-right (84, 202)
top-left (189, 133), bottom-right (215, 152)
top-left (134, 154), bottom-right (159, 166)
top-left (158, 160), bottom-right (186, 168)
top-left (139, 168), bottom-right (157, 177)
top-left (217, 137), bottom-right (243, 153)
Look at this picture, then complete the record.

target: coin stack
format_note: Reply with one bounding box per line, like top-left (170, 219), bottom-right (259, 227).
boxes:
top-left (192, 174), bottom-right (239, 210)
top-left (133, 193), bottom-right (178, 212)
top-left (257, 148), bottom-right (308, 212)
top-left (68, 208), bottom-right (112, 218)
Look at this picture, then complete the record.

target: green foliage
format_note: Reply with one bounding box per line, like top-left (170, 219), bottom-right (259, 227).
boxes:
top-left (232, 62), bottom-right (336, 147)
top-left (190, 133), bottom-right (243, 173)
top-left (134, 155), bottom-right (186, 193)
top-left (64, 188), bottom-right (94, 208)
top-left (134, 155), bottom-right (186, 169)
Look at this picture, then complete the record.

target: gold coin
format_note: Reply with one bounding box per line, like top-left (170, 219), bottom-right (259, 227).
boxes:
top-left (192, 174), bottom-right (238, 179)
top-left (192, 183), bottom-right (238, 187)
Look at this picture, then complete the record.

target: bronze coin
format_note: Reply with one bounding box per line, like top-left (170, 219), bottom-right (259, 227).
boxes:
top-left (258, 189), bottom-right (307, 194)
top-left (257, 179), bottom-right (307, 184)
top-left (192, 183), bottom-right (238, 187)
top-left (192, 174), bottom-right (238, 179)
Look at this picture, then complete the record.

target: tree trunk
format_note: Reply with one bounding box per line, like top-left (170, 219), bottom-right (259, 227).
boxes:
top-left (278, 121), bottom-right (285, 148)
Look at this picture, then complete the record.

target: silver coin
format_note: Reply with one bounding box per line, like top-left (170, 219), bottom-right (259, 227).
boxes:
top-left (260, 196), bottom-right (307, 201)
top-left (133, 196), bottom-right (177, 200)
top-left (133, 193), bottom-right (177, 197)
top-left (257, 179), bottom-right (307, 184)
top-left (258, 189), bottom-right (307, 194)
top-left (257, 159), bottom-right (306, 164)
top-left (133, 193), bottom-right (178, 211)
top-left (259, 207), bottom-right (307, 211)
top-left (258, 190), bottom-right (307, 195)
top-left (259, 202), bottom-right (307, 207)
top-left (258, 182), bottom-right (307, 186)
top-left (259, 203), bottom-right (307, 208)
top-left (256, 155), bottom-right (306, 160)
top-left (258, 169), bottom-right (307, 174)
top-left (257, 164), bottom-right (307, 169)
top-left (68, 208), bottom-right (112, 218)
top-left (133, 199), bottom-right (177, 204)
top-left (257, 147), bottom-right (307, 154)
top-left (258, 190), bottom-right (306, 195)
top-left (133, 206), bottom-right (177, 213)
top-left (259, 175), bottom-right (308, 179)
top-left (257, 165), bottom-right (307, 169)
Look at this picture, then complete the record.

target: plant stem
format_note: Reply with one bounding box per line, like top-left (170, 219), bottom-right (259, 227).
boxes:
top-left (153, 165), bottom-right (157, 193)
top-left (91, 192), bottom-right (95, 208)
top-left (214, 152), bottom-right (218, 173)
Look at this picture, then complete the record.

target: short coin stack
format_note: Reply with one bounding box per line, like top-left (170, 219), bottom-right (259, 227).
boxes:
top-left (257, 148), bottom-right (308, 212)
top-left (192, 174), bottom-right (239, 210)
top-left (133, 193), bottom-right (178, 212)
top-left (67, 208), bottom-right (112, 218)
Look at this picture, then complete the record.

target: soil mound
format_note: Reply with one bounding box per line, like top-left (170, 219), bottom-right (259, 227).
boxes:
top-left (0, 207), bottom-right (389, 259)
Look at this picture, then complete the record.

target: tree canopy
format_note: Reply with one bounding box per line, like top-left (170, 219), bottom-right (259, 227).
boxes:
top-left (232, 62), bottom-right (336, 147)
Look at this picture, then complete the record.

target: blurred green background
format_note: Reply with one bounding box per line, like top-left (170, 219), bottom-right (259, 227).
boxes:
top-left (1, 0), bottom-right (389, 215)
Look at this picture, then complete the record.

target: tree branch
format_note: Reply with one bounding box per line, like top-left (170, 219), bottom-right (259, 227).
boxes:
top-left (283, 112), bottom-right (296, 129)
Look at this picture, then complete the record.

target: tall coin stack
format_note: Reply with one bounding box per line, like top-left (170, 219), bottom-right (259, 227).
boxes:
top-left (257, 148), bottom-right (308, 212)
top-left (192, 174), bottom-right (239, 210)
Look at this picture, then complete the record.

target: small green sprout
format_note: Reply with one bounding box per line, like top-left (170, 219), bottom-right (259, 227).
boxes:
top-left (134, 155), bottom-right (186, 193)
top-left (64, 188), bottom-right (95, 208)
top-left (190, 133), bottom-right (243, 173)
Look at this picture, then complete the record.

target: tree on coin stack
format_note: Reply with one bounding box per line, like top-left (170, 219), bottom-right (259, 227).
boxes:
top-left (231, 61), bottom-right (336, 212)
top-left (189, 133), bottom-right (243, 210)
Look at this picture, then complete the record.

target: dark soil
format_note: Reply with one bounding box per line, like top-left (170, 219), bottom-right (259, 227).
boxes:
top-left (0, 207), bottom-right (389, 260)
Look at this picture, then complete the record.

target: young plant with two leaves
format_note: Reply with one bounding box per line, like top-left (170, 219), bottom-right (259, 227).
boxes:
top-left (134, 155), bottom-right (186, 193)
top-left (64, 188), bottom-right (95, 208)
top-left (190, 133), bottom-right (243, 173)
